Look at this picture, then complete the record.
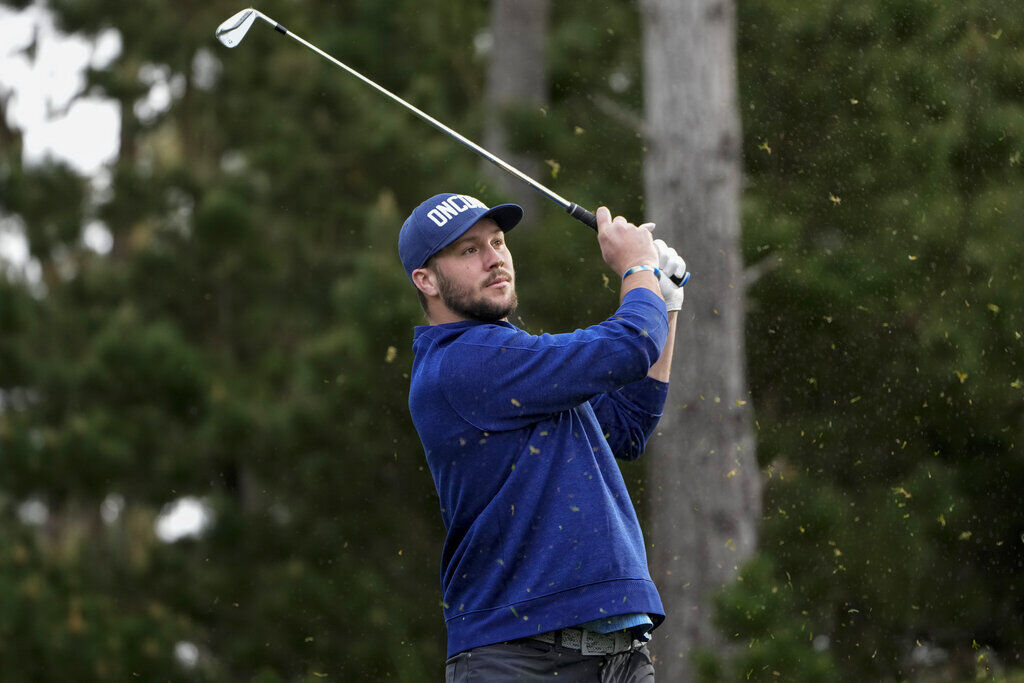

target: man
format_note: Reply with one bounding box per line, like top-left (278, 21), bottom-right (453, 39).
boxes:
top-left (399, 192), bottom-right (686, 681)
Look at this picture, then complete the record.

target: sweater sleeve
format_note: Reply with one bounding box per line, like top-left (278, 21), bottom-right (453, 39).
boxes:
top-left (440, 289), bottom-right (668, 432)
top-left (589, 376), bottom-right (669, 461)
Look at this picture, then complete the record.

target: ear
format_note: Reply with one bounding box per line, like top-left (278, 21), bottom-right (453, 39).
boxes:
top-left (411, 267), bottom-right (440, 298)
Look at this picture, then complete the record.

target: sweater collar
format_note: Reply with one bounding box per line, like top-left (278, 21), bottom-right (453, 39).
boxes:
top-left (413, 319), bottom-right (515, 341)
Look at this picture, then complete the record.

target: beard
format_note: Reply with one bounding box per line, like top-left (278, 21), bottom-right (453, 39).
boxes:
top-left (435, 267), bottom-right (518, 323)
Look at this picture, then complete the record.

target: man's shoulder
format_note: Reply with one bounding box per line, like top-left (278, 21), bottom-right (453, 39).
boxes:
top-left (412, 322), bottom-right (525, 392)
top-left (409, 321), bottom-right (528, 427)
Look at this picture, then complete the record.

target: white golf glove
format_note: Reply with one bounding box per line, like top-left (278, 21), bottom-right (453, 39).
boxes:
top-left (653, 238), bottom-right (686, 311)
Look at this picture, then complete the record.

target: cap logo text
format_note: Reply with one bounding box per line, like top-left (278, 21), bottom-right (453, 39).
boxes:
top-left (426, 195), bottom-right (487, 227)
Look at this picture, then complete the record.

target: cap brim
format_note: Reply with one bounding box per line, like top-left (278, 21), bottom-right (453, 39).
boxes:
top-left (478, 203), bottom-right (524, 233)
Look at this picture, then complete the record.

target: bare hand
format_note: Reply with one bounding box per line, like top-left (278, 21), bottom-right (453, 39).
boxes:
top-left (595, 207), bottom-right (659, 277)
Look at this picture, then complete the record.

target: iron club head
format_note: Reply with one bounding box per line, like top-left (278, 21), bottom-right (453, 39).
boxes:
top-left (216, 8), bottom-right (259, 48)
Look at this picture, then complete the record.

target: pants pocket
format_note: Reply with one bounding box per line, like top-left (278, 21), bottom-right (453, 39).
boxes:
top-left (444, 652), bottom-right (468, 683)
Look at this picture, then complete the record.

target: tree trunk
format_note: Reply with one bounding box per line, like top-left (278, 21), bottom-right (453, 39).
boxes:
top-left (483, 0), bottom-right (549, 220)
top-left (640, 0), bottom-right (761, 679)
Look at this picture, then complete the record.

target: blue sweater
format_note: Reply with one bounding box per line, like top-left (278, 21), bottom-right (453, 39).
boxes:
top-left (409, 288), bottom-right (670, 657)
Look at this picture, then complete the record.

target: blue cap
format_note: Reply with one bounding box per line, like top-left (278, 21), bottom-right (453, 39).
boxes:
top-left (399, 193), bottom-right (523, 279)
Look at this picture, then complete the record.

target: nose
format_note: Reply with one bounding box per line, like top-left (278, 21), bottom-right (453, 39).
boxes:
top-left (484, 244), bottom-right (504, 269)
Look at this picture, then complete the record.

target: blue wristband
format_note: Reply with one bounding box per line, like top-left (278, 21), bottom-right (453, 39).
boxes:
top-left (622, 264), bottom-right (661, 281)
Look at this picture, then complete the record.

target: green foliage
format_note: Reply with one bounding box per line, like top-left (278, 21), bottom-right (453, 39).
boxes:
top-left (0, 514), bottom-right (191, 680)
top-left (0, 0), bottom-right (639, 679)
top-left (3, 0), bottom-right (1022, 678)
top-left (694, 555), bottom-right (837, 682)
top-left (704, 0), bottom-right (1024, 678)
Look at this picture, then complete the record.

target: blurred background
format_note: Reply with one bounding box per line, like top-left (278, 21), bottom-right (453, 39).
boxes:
top-left (0, 0), bottom-right (1022, 680)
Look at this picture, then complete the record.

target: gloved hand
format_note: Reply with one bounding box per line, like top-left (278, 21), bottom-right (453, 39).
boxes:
top-left (653, 238), bottom-right (686, 311)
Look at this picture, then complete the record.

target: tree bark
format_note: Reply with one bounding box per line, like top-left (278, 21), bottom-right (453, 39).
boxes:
top-left (640, 0), bottom-right (761, 679)
top-left (483, 0), bottom-right (549, 220)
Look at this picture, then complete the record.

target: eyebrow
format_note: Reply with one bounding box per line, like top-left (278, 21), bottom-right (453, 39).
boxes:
top-left (451, 230), bottom-right (504, 250)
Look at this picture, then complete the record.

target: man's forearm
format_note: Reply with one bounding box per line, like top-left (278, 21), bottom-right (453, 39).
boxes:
top-left (647, 311), bottom-right (678, 382)
top-left (619, 270), bottom-right (663, 303)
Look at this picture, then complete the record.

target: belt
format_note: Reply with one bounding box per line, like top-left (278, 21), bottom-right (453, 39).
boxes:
top-left (531, 627), bottom-right (638, 656)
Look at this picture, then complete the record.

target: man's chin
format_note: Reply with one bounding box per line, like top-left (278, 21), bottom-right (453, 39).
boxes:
top-left (446, 293), bottom-right (517, 323)
top-left (435, 273), bottom-right (517, 322)
top-left (470, 301), bottom-right (516, 323)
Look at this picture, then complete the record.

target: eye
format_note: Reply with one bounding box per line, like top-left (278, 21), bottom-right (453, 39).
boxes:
top-left (492, 238), bottom-right (504, 248)
top-left (462, 246), bottom-right (476, 255)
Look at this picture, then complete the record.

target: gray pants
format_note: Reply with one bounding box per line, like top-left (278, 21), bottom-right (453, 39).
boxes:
top-left (444, 638), bottom-right (655, 682)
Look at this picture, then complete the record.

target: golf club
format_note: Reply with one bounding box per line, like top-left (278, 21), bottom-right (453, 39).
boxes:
top-left (215, 8), bottom-right (691, 286)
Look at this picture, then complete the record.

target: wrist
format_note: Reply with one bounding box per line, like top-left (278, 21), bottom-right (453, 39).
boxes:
top-left (622, 264), bottom-right (661, 281)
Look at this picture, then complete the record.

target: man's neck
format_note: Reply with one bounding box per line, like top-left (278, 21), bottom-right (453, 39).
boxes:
top-left (427, 308), bottom-right (509, 326)
top-left (428, 308), bottom-right (469, 325)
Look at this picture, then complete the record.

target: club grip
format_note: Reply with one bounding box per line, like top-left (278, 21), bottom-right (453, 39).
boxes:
top-left (565, 203), bottom-right (691, 287)
top-left (567, 203), bottom-right (598, 231)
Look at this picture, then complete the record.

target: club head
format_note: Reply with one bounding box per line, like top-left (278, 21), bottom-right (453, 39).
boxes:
top-left (216, 8), bottom-right (259, 48)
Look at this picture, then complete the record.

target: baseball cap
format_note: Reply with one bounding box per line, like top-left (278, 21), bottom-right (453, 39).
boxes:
top-left (399, 193), bottom-right (523, 280)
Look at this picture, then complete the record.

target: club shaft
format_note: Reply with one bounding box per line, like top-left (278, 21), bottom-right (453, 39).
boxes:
top-left (241, 10), bottom-right (690, 287)
top-left (255, 13), bottom-right (572, 210)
